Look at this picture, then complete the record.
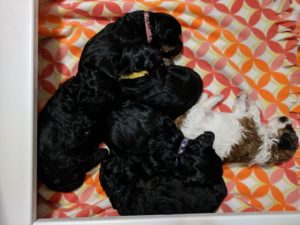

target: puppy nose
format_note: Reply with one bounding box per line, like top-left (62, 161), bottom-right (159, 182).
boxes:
top-left (279, 116), bottom-right (288, 123)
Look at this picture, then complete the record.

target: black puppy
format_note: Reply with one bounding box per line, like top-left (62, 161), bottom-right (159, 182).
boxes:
top-left (100, 101), bottom-right (227, 215)
top-left (38, 61), bottom-right (202, 192)
top-left (38, 11), bottom-right (183, 192)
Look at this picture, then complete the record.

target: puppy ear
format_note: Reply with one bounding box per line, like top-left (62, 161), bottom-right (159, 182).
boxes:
top-left (278, 133), bottom-right (298, 151)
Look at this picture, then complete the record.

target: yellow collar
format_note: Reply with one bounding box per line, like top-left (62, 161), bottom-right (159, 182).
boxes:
top-left (119, 70), bottom-right (149, 80)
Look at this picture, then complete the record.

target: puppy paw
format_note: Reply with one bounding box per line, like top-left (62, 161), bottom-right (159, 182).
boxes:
top-left (233, 92), bottom-right (250, 115)
top-left (201, 94), bottom-right (224, 109)
top-left (237, 92), bottom-right (249, 103)
top-left (247, 103), bottom-right (261, 124)
top-left (44, 173), bottom-right (86, 192)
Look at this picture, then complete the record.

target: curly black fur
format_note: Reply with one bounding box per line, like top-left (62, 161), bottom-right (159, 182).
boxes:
top-left (100, 101), bottom-right (227, 215)
top-left (79, 10), bottom-right (183, 75)
top-left (37, 77), bottom-right (111, 192)
top-left (38, 11), bottom-right (183, 192)
top-left (118, 44), bottom-right (203, 119)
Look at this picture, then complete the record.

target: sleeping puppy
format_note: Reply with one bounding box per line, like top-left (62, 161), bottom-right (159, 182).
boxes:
top-left (176, 93), bottom-right (299, 165)
top-left (100, 101), bottom-right (227, 215)
top-left (38, 44), bottom-right (201, 192)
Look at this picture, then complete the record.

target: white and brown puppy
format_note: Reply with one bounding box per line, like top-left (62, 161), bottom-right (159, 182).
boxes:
top-left (176, 92), bottom-right (299, 165)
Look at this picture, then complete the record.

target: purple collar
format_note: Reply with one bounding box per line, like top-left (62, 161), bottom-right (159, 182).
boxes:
top-left (144, 12), bottom-right (152, 43)
top-left (178, 138), bottom-right (189, 154)
top-left (176, 138), bottom-right (189, 166)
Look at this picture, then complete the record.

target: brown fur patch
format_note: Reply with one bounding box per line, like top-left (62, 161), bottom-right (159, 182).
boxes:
top-left (266, 144), bottom-right (296, 164)
top-left (223, 117), bottom-right (262, 164)
top-left (161, 45), bottom-right (176, 53)
top-left (265, 125), bottom-right (298, 164)
top-left (175, 113), bottom-right (188, 128)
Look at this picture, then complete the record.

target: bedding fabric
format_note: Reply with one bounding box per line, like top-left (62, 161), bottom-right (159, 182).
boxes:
top-left (37, 0), bottom-right (300, 218)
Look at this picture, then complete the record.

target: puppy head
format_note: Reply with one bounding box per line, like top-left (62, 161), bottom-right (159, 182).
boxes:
top-left (178, 132), bottom-right (223, 184)
top-left (266, 116), bottom-right (299, 164)
top-left (149, 12), bottom-right (183, 57)
top-left (226, 115), bottom-right (298, 165)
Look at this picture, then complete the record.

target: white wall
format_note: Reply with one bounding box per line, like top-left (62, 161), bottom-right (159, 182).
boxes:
top-left (34, 212), bottom-right (300, 225)
top-left (0, 0), bottom-right (37, 225)
top-left (1, 1), bottom-right (300, 225)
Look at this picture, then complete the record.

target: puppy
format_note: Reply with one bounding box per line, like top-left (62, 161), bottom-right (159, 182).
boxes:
top-left (38, 44), bottom-right (201, 192)
top-left (176, 93), bottom-right (299, 165)
top-left (100, 101), bottom-right (227, 215)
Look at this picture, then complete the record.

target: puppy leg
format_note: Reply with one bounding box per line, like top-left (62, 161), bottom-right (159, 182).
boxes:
top-left (176, 94), bottom-right (221, 139)
top-left (39, 147), bottom-right (109, 192)
top-left (180, 93), bottom-right (222, 120)
top-left (246, 100), bottom-right (261, 125)
top-left (232, 92), bottom-right (249, 116)
top-left (38, 155), bottom-right (86, 192)
top-left (60, 149), bottom-right (108, 191)
top-left (234, 92), bottom-right (261, 124)
top-left (201, 95), bottom-right (224, 110)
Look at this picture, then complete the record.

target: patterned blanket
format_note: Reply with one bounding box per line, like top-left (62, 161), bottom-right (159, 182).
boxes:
top-left (37, 0), bottom-right (300, 218)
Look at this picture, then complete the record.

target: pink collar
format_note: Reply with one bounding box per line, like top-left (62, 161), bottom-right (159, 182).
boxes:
top-left (144, 12), bottom-right (152, 43)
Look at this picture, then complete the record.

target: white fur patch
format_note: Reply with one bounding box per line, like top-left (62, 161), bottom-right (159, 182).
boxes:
top-left (179, 95), bottom-right (243, 160)
top-left (178, 93), bottom-right (295, 165)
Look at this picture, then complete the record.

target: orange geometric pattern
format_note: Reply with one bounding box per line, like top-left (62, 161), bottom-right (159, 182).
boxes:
top-left (37, 0), bottom-right (300, 218)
